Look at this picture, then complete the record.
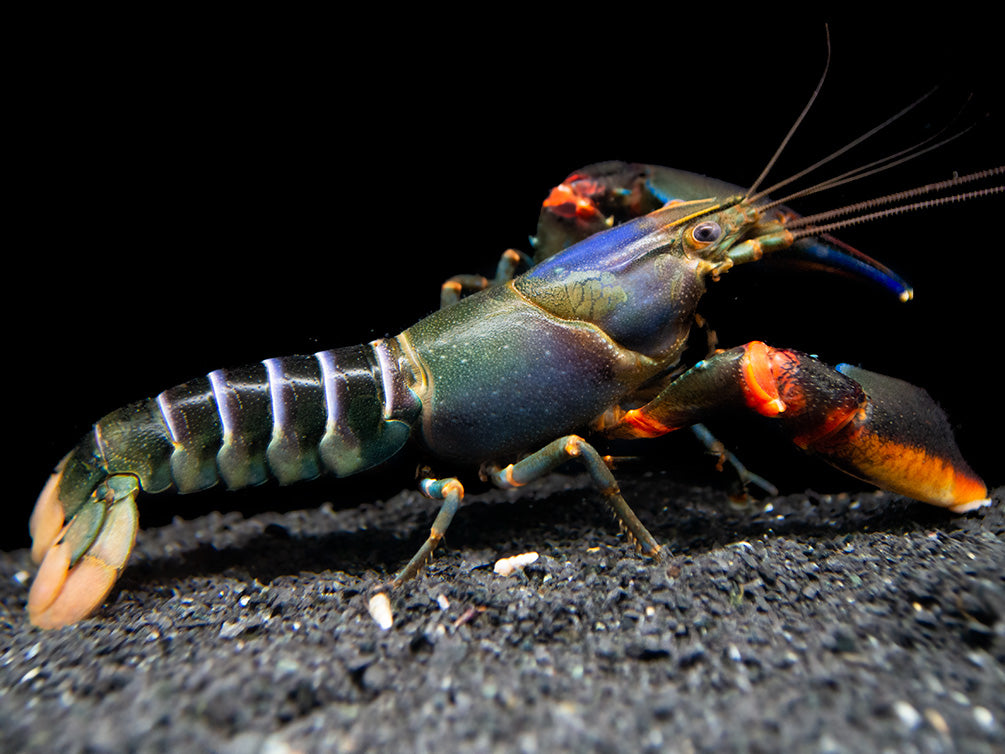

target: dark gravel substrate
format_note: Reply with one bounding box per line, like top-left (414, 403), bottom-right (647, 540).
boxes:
top-left (1, 474), bottom-right (1002, 753)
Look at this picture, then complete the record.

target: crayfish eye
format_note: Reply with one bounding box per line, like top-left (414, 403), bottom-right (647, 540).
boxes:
top-left (691, 221), bottom-right (721, 245)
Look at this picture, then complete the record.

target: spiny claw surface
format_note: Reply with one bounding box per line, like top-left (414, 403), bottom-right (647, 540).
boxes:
top-left (28, 474), bottom-right (139, 629)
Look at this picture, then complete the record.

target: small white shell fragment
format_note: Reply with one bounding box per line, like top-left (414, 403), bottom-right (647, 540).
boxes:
top-left (894, 700), bottom-right (922, 731)
top-left (367, 592), bottom-right (393, 630)
top-left (973, 706), bottom-right (994, 731)
top-left (494, 551), bottom-right (539, 577)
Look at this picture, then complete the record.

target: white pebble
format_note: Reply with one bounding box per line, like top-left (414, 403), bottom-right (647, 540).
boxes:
top-left (973, 706), bottom-right (994, 731)
top-left (368, 593), bottom-right (394, 630)
top-left (494, 551), bottom-right (539, 576)
top-left (894, 700), bottom-right (921, 730)
top-left (924, 708), bottom-right (949, 737)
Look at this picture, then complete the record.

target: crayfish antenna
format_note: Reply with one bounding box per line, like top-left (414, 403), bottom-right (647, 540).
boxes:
top-left (782, 173), bottom-right (1004, 244)
top-left (745, 26), bottom-right (831, 199)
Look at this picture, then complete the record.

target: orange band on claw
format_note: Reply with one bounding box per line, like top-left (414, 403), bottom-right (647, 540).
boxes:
top-left (741, 341), bottom-right (786, 416)
top-left (621, 409), bottom-right (673, 438)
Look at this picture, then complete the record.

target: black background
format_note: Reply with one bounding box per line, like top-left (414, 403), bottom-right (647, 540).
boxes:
top-left (9, 13), bottom-right (1002, 551)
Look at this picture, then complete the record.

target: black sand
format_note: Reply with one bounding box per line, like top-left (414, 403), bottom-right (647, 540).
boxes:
top-left (2, 472), bottom-right (1001, 753)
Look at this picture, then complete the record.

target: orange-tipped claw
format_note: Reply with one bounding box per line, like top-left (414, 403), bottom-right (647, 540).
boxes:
top-left (28, 474), bottom-right (139, 629)
top-left (818, 364), bottom-right (989, 514)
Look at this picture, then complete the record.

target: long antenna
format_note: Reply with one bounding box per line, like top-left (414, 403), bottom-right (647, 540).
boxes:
top-left (756, 111), bottom-right (972, 213)
top-left (744, 27), bottom-right (831, 199)
top-left (747, 90), bottom-right (937, 206)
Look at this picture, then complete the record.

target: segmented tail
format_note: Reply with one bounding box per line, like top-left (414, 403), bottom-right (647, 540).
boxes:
top-left (52, 340), bottom-right (422, 517)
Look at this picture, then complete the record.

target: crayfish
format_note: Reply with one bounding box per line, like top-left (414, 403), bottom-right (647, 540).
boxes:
top-left (26, 82), bottom-right (1000, 629)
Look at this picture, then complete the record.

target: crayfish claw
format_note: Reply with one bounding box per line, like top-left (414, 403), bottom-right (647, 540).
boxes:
top-left (28, 475), bottom-right (139, 629)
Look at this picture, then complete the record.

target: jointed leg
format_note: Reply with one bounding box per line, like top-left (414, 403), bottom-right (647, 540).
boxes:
top-left (689, 423), bottom-right (778, 497)
top-left (392, 477), bottom-right (465, 586)
top-left (391, 432), bottom-right (664, 589)
top-left (486, 435), bottom-right (662, 557)
top-left (440, 250), bottom-right (525, 308)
